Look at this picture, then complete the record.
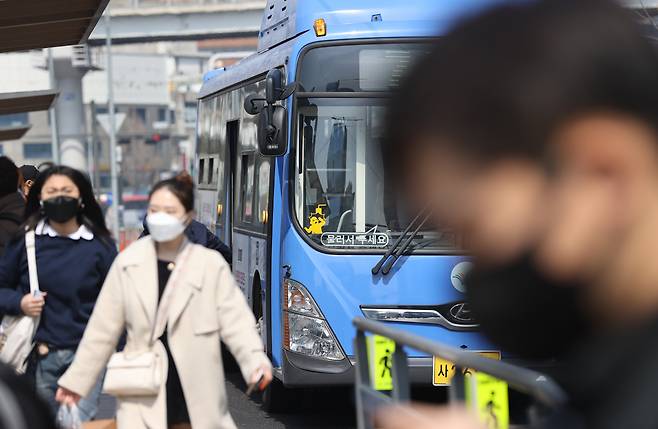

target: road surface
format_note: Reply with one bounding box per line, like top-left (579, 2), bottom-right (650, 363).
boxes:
top-left (225, 371), bottom-right (357, 429)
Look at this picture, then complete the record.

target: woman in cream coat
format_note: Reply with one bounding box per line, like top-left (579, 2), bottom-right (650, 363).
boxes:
top-left (56, 173), bottom-right (272, 429)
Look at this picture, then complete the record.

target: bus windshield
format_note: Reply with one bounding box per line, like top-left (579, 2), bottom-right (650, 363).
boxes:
top-left (294, 43), bottom-right (459, 252)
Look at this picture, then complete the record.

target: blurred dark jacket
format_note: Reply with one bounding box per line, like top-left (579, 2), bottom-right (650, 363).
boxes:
top-left (141, 218), bottom-right (232, 265)
top-left (541, 316), bottom-right (658, 429)
top-left (0, 362), bottom-right (55, 429)
top-left (0, 193), bottom-right (23, 257)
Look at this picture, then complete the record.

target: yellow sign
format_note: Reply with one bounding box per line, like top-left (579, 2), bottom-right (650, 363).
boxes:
top-left (366, 335), bottom-right (395, 391)
top-left (432, 351), bottom-right (501, 386)
top-left (465, 372), bottom-right (509, 429)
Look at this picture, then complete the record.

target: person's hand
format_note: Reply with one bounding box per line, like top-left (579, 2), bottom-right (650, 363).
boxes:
top-left (55, 387), bottom-right (81, 406)
top-left (20, 292), bottom-right (46, 317)
top-left (375, 404), bottom-right (484, 429)
top-left (250, 363), bottom-right (273, 391)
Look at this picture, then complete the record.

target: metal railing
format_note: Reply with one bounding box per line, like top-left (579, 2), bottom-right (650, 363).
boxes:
top-left (353, 317), bottom-right (567, 429)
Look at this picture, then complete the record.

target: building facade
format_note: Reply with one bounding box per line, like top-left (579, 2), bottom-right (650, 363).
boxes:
top-left (0, 36), bottom-right (256, 194)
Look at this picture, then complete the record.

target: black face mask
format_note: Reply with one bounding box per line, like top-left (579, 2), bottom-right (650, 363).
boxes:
top-left (466, 252), bottom-right (591, 359)
top-left (42, 196), bottom-right (80, 223)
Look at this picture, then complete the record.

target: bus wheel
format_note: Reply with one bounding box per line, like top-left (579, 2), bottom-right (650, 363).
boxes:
top-left (261, 377), bottom-right (291, 413)
top-left (252, 277), bottom-right (265, 344)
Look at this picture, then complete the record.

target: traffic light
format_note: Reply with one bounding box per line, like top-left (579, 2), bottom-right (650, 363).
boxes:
top-left (145, 133), bottom-right (168, 144)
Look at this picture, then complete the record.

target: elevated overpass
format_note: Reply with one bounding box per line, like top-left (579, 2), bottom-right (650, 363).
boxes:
top-left (87, 0), bottom-right (658, 46)
top-left (88, 0), bottom-right (265, 45)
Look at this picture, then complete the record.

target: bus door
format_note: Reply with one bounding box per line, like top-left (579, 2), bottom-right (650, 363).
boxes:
top-left (218, 119), bottom-right (239, 248)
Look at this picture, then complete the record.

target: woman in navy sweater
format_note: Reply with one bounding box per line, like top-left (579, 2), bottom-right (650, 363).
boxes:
top-left (0, 166), bottom-right (116, 420)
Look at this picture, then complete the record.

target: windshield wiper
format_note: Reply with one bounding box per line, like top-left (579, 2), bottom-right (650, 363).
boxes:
top-left (381, 212), bottom-right (432, 275)
top-left (371, 209), bottom-right (430, 275)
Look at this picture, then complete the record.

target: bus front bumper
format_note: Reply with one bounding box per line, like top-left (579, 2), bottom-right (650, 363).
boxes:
top-left (278, 350), bottom-right (436, 387)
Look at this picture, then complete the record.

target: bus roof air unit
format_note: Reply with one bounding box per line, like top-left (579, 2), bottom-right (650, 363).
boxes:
top-left (258, 0), bottom-right (299, 53)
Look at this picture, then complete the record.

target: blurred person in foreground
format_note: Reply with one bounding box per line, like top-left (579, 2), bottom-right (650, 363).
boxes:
top-left (0, 157), bottom-right (24, 256)
top-left (378, 0), bottom-right (658, 428)
top-left (0, 362), bottom-right (55, 428)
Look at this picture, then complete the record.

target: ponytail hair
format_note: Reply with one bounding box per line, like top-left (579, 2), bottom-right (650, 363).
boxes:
top-left (149, 172), bottom-right (195, 212)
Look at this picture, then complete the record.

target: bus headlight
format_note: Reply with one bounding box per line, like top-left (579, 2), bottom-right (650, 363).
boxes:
top-left (282, 278), bottom-right (345, 361)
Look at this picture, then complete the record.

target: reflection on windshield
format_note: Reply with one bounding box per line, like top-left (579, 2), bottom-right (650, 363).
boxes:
top-left (299, 43), bottom-right (431, 93)
top-left (294, 98), bottom-right (458, 251)
top-left (297, 99), bottom-right (386, 230)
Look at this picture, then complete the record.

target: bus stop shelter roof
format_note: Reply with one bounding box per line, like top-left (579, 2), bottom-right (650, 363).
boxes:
top-left (0, 0), bottom-right (109, 53)
top-left (0, 125), bottom-right (31, 141)
top-left (0, 90), bottom-right (58, 115)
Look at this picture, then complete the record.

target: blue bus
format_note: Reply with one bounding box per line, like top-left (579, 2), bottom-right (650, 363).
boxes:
top-left (195, 0), bottom-right (502, 410)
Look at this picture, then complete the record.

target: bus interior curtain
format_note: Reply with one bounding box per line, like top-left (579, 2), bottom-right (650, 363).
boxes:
top-left (326, 121), bottom-right (353, 230)
top-left (327, 122), bottom-right (347, 193)
top-left (303, 117), bottom-right (328, 221)
top-left (382, 133), bottom-right (402, 231)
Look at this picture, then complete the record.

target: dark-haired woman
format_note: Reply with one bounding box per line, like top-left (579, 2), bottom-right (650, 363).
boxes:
top-left (57, 173), bottom-right (271, 429)
top-left (0, 166), bottom-right (117, 420)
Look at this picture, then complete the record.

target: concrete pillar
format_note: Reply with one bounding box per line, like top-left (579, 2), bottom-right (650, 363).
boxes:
top-left (52, 50), bottom-right (89, 171)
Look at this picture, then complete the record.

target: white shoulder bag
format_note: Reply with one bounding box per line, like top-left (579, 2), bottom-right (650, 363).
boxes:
top-left (102, 242), bottom-right (192, 397)
top-left (0, 230), bottom-right (41, 374)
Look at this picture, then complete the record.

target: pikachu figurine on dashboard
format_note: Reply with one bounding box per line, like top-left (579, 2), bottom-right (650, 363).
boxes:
top-left (305, 204), bottom-right (327, 235)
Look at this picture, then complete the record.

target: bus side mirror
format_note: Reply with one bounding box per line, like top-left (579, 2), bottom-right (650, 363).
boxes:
top-left (244, 94), bottom-right (266, 115)
top-left (257, 105), bottom-right (287, 156)
top-left (244, 69), bottom-right (295, 156)
top-left (266, 69), bottom-right (284, 104)
top-left (265, 69), bottom-right (297, 103)
top-left (279, 82), bottom-right (298, 100)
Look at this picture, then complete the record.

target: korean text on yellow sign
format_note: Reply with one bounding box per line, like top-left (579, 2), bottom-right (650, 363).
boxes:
top-left (433, 351), bottom-right (501, 386)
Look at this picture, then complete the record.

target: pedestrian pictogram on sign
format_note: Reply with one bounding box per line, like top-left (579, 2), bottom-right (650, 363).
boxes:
top-left (465, 372), bottom-right (509, 429)
top-left (366, 335), bottom-right (395, 391)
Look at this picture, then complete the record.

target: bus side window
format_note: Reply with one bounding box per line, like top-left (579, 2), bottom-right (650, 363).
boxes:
top-left (240, 153), bottom-right (255, 224)
top-left (208, 157), bottom-right (215, 184)
top-left (198, 158), bottom-right (206, 184)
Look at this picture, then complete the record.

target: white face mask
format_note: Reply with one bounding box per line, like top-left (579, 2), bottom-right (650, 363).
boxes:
top-left (146, 212), bottom-right (187, 243)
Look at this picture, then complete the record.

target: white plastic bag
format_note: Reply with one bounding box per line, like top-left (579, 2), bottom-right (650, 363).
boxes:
top-left (56, 403), bottom-right (82, 429)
